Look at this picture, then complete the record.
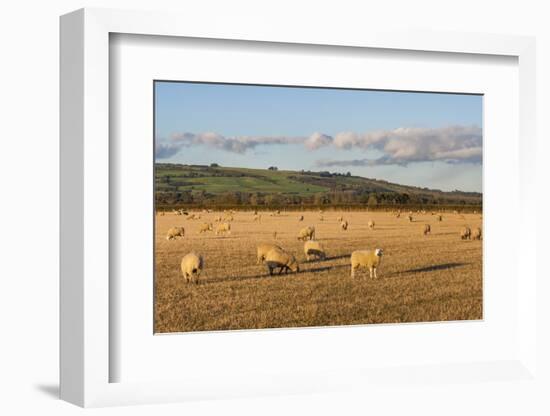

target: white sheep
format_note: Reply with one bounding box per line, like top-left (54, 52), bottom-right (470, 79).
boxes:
top-left (298, 215), bottom-right (304, 221)
top-left (198, 222), bottom-right (213, 233)
top-left (408, 214), bottom-right (413, 222)
top-left (461, 227), bottom-right (471, 240)
top-left (166, 226), bottom-right (185, 240)
top-left (368, 220), bottom-right (375, 229)
top-left (337, 216), bottom-right (343, 222)
top-left (180, 252), bottom-right (204, 284)
top-left (297, 226), bottom-right (315, 241)
top-left (341, 220), bottom-right (348, 231)
top-left (304, 240), bottom-right (326, 261)
top-left (350, 249), bottom-right (384, 279)
top-left (264, 247), bottom-right (300, 275)
top-left (256, 243), bottom-right (282, 264)
top-left (423, 224), bottom-right (431, 235)
top-left (472, 227), bottom-right (482, 240)
top-left (215, 222), bottom-right (231, 235)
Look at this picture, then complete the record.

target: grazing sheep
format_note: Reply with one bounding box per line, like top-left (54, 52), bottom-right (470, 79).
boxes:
top-left (298, 215), bottom-right (304, 221)
top-left (198, 222), bottom-right (213, 233)
top-left (437, 214), bottom-right (443, 222)
top-left (472, 227), bottom-right (482, 240)
top-left (215, 222), bottom-right (231, 236)
top-left (337, 216), bottom-right (343, 222)
top-left (423, 224), bottom-right (431, 235)
top-left (166, 226), bottom-right (185, 240)
top-left (408, 214), bottom-right (413, 222)
top-left (304, 240), bottom-right (326, 261)
top-left (341, 220), bottom-right (348, 231)
top-left (275, 209), bottom-right (281, 215)
top-left (396, 212), bottom-right (401, 218)
top-left (256, 243), bottom-right (282, 264)
top-left (461, 227), bottom-right (472, 240)
top-left (368, 220), bottom-right (375, 229)
top-left (350, 249), bottom-right (384, 279)
top-left (264, 247), bottom-right (300, 275)
top-left (186, 213), bottom-right (196, 220)
top-left (180, 252), bottom-right (204, 284)
top-left (297, 226), bottom-right (315, 241)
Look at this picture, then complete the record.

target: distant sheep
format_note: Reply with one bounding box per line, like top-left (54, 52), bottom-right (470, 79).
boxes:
top-left (253, 214), bottom-right (261, 222)
top-left (423, 224), bottom-right (431, 235)
top-left (214, 216), bottom-right (222, 222)
top-left (198, 223), bottom-right (213, 233)
top-left (264, 247), bottom-right (299, 275)
top-left (472, 227), bottom-right (482, 240)
top-left (215, 222), bottom-right (231, 236)
top-left (408, 214), bottom-right (413, 222)
top-left (298, 215), bottom-right (304, 221)
top-left (304, 240), bottom-right (326, 261)
top-left (180, 252), bottom-right (204, 284)
top-left (341, 220), bottom-right (348, 231)
top-left (437, 214), bottom-right (443, 222)
top-left (256, 243), bottom-right (282, 264)
top-left (461, 227), bottom-right (472, 240)
top-left (297, 226), bottom-right (315, 241)
top-left (368, 220), bottom-right (375, 229)
top-left (337, 216), bottom-right (343, 222)
top-left (350, 249), bottom-right (384, 279)
top-left (166, 226), bottom-right (185, 240)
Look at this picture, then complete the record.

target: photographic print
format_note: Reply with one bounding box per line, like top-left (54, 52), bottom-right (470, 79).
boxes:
top-left (154, 81), bottom-right (482, 333)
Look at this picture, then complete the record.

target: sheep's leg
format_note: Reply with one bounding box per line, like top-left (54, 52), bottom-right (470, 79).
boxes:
top-left (369, 268), bottom-right (373, 279)
top-left (374, 268), bottom-right (378, 279)
top-left (268, 266), bottom-right (273, 276)
top-left (351, 265), bottom-right (356, 278)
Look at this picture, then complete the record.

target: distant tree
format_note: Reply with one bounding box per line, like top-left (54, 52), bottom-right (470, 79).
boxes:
top-left (346, 172), bottom-right (351, 177)
top-left (367, 193), bottom-right (379, 207)
top-left (210, 163), bottom-right (219, 167)
top-left (268, 166), bottom-right (278, 171)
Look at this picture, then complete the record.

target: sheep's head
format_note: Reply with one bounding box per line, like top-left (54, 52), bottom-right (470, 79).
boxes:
top-left (288, 257), bottom-right (299, 272)
top-left (375, 248), bottom-right (384, 257)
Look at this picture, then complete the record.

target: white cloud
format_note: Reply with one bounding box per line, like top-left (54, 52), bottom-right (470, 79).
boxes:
top-left (156, 125), bottom-right (482, 166)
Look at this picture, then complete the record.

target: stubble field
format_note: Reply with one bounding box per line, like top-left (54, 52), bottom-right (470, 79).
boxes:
top-left (155, 209), bottom-right (482, 333)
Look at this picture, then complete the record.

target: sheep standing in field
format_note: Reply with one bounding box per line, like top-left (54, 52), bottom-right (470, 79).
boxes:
top-left (198, 222), bottom-right (213, 233)
top-left (350, 249), bottom-right (384, 279)
top-left (437, 214), bottom-right (443, 222)
top-left (180, 252), bottom-right (204, 284)
top-left (166, 226), bottom-right (185, 240)
top-left (423, 224), bottom-right (431, 236)
top-left (297, 226), bottom-right (315, 241)
top-left (368, 220), bottom-right (375, 230)
top-left (298, 215), bottom-right (304, 221)
top-left (472, 227), bottom-right (482, 240)
top-left (408, 214), bottom-right (413, 222)
top-left (461, 227), bottom-right (472, 240)
top-left (256, 243), bottom-right (282, 264)
top-left (396, 212), bottom-right (401, 218)
top-left (341, 220), bottom-right (348, 231)
top-left (304, 240), bottom-right (326, 261)
top-left (215, 222), bottom-right (231, 236)
top-left (264, 247), bottom-right (300, 275)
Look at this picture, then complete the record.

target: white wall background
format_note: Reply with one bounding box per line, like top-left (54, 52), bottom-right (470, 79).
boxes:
top-left (0, 1), bottom-right (548, 415)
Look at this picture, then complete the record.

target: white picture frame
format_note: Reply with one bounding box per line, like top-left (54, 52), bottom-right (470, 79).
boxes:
top-left (60, 7), bottom-right (538, 408)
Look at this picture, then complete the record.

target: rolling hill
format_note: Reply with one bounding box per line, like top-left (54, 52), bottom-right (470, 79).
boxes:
top-left (155, 163), bottom-right (482, 209)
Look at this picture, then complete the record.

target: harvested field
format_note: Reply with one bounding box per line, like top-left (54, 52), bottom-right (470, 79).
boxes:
top-left (155, 210), bottom-right (482, 333)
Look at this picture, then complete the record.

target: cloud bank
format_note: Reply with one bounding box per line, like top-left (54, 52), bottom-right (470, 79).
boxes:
top-left (156, 125), bottom-right (482, 166)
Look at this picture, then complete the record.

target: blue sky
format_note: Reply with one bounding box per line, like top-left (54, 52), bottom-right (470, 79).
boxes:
top-left (155, 81), bottom-right (483, 192)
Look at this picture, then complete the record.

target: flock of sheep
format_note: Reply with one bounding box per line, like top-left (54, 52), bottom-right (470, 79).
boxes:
top-left (162, 208), bottom-right (482, 285)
